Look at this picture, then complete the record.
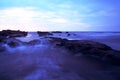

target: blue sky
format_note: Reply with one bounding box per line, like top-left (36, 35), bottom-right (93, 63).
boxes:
top-left (0, 0), bottom-right (119, 31)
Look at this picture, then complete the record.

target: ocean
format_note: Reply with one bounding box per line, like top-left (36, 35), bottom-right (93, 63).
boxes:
top-left (16, 32), bottom-right (120, 50)
top-left (0, 31), bottom-right (120, 80)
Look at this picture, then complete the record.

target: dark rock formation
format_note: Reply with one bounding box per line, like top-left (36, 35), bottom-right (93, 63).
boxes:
top-left (49, 37), bottom-right (120, 65)
top-left (27, 40), bottom-right (41, 45)
top-left (0, 30), bottom-right (27, 38)
top-left (67, 33), bottom-right (71, 36)
top-left (37, 31), bottom-right (52, 36)
top-left (49, 37), bottom-right (68, 45)
top-left (4, 38), bottom-right (25, 48)
top-left (66, 32), bottom-right (69, 33)
top-left (52, 31), bottom-right (62, 33)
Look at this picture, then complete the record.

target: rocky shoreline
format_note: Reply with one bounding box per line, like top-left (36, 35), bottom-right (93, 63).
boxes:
top-left (0, 30), bottom-right (27, 40)
top-left (0, 30), bottom-right (120, 80)
top-left (0, 30), bottom-right (120, 65)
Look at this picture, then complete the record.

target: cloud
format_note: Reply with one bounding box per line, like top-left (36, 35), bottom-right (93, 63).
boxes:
top-left (0, 7), bottom-right (91, 31)
top-left (0, 7), bottom-right (44, 31)
top-left (50, 18), bottom-right (68, 23)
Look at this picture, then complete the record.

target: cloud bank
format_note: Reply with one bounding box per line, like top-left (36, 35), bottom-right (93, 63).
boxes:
top-left (0, 7), bottom-right (91, 31)
top-left (0, 0), bottom-right (119, 31)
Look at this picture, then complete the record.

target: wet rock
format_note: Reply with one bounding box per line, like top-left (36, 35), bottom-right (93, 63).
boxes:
top-left (52, 31), bottom-right (62, 33)
top-left (27, 40), bottom-right (41, 45)
top-left (67, 33), bottom-right (71, 36)
top-left (104, 50), bottom-right (120, 65)
top-left (57, 40), bottom-right (112, 54)
top-left (66, 32), bottom-right (69, 33)
top-left (49, 37), bottom-right (120, 65)
top-left (7, 41), bottom-right (19, 48)
top-left (4, 38), bottom-right (25, 48)
top-left (0, 30), bottom-right (27, 38)
top-left (37, 31), bottom-right (52, 36)
top-left (49, 37), bottom-right (67, 45)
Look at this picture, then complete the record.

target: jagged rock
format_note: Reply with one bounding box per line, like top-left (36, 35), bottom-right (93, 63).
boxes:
top-left (37, 31), bottom-right (52, 36)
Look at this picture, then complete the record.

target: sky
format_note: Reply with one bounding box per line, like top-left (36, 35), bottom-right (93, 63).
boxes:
top-left (0, 0), bottom-right (120, 31)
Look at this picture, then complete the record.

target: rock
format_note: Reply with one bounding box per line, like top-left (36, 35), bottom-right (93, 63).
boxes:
top-left (7, 41), bottom-right (19, 48)
top-left (52, 31), bottom-right (62, 33)
top-left (49, 37), bottom-right (68, 45)
top-left (27, 40), bottom-right (41, 45)
top-left (66, 32), bottom-right (69, 33)
top-left (37, 31), bottom-right (52, 36)
top-left (67, 33), bottom-right (71, 36)
top-left (0, 30), bottom-right (27, 38)
top-left (4, 38), bottom-right (25, 48)
top-left (104, 50), bottom-right (120, 65)
top-left (49, 37), bottom-right (120, 65)
top-left (58, 40), bottom-right (112, 55)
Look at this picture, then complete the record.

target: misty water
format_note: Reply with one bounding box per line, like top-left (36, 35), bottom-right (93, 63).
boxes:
top-left (0, 32), bottom-right (120, 80)
top-left (16, 32), bottom-right (40, 42)
top-left (16, 32), bottom-right (120, 50)
top-left (51, 32), bottom-right (120, 50)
